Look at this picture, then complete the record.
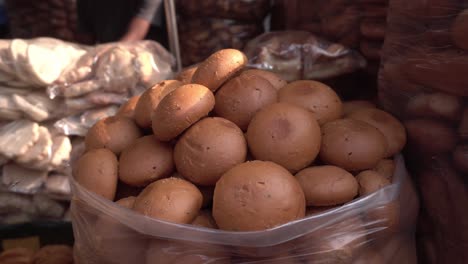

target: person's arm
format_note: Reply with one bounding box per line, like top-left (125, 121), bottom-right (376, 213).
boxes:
top-left (120, 0), bottom-right (162, 42)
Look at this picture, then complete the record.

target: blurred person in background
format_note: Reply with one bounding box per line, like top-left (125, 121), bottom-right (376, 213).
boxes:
top-left (77, 0), bottom-right (168, 47)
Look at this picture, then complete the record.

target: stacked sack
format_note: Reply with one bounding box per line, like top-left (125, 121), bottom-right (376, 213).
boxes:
top-left (271, 0), bottom-right (388, 74)
top-left (5, 0), bottom-right (91, 44)
top-left (379, 0), bottom-right (468, 263)
top-left (0, 38), bottom-right (174, 224)
top-left (176, 0), bottom-right (270, 66)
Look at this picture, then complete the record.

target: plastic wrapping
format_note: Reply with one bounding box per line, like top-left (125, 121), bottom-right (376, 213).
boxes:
top-left (0, 37), bottom-right (83, 122)
top-left (0, 120), bottom-right (72, 173)
top-left (0, 38), bottom-right (87, 87)
top-left (0, 191), bottom-right (68, 225)
top-left (176, 0), bottom-right (271, 22)
top-left (54, 105), bottom-right (119, 137)
top-left (378, 1), bottom-right (468, 263)
top-left (71, 155), bottom-right (418, 263)
top-left (270, 0), bottom-right (388, 74)
top-left (178, 18), bottom-right (264, 66)
top-left (0, 118), bottom-right (72, 211)
top-left (244, 31), bottom-right (367, 82)
top-left (49, 40), bottom-right (175, 100)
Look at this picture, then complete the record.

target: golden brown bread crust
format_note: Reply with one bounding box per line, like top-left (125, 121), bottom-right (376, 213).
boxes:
top-left (152, 84), bottom-right (215, 141)
top-left (191, 49), bottom-right (247, 92)
top-left (116, 95), bottom-right (140, 119)
top-left (215, 73), bottom-right (278, 131)
top-left (119, 135), bottom-right (174, 187)
top-left (134, 80), bottom-right (183, 128)
top-left (213, 160), bottom-right (305, 231)
top-left (174, 117), bottom-right (247, 186)
top-left (85, 116), bottom-right (142, 155)
top-left (133, 177), bottom-right (203, 224)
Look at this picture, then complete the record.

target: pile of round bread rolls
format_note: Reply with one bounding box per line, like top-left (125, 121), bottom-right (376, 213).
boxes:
top-left (74, 48), bottom-right (406, 233)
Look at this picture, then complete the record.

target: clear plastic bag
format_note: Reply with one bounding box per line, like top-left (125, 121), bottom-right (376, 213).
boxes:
top-left (48, 40), bottom-right (175, 100)
top-left (54, 105), bottom-right (119, 137)
top-left (0, 190), bottom-right (69, 225)
top-left (270, 0), bottom-right (388, 74)
top-left (179, 18), bottom-right (264, 66)
top-left (378, 1), bottom-right (468, 263)
top-left (0, 38), bottom-right (88, 87)
top-left (71, 155), bottom-right (418, 264)
top-left (243, 31), bottom-right (367, 82)
top-left (0, 120), bottom-right (72, 173)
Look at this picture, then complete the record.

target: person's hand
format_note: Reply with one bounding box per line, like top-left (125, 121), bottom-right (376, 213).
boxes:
top-left (120, 17), bottom-right (151, 42)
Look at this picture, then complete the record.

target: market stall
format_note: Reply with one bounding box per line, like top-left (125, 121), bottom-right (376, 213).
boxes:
top-left (0, 0), bottom-right (466, 263)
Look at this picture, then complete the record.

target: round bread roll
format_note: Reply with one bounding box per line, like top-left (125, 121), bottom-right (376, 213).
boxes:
top-left (296, 165), bottom-right (358, 206)
top-left (171, 173), bottom-right (214, 207)
top-left (242, 69), bottom-right (287, 90)
top-left (320, 119), bottom-right (388, 171)
top-left (192, 49), bottom-right (248, 92)
top-left (85, 116), bottom-right (142, 155)
top-left (116, 95), bottom-right (141, 119)
top-left (373, 159), bottom-right (395, 182)
top-left (174, 117), bottom-right (247, 186)
top-left (278, 80), bottom-right (343, 125)
top-left (133, 177), bottom-right (203, 224)
top-left (213, 161), bottom-right (306, 231)
top-left (214, 73), bottom-right (278, 130)
top-left (349, 108), bottom-right (406, 157)
top-left (134, 80), bottom-right (182, 128)
top-left (247, 103), bottom-right (321, 173)
top-left (343, 100), bottom-right (376, 116)
top-left (452, 9), bottom-right (468, 50)
top-left (115, 196), bottom-right (136, 209)
top-left (33, 245), bottom-right (73, 264)
top-left (191, 210), bottom-right (218, 229)
top-left (175, 65), bottom-right (198, 84)
top-left (74, 148), bottom-right (118, 200)
top-left (119, 135), bottom-right (174, 187)
top-left (152, 84), bottom-right (215, 141)
top-left (356, 170), bottom-right (391, 196)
